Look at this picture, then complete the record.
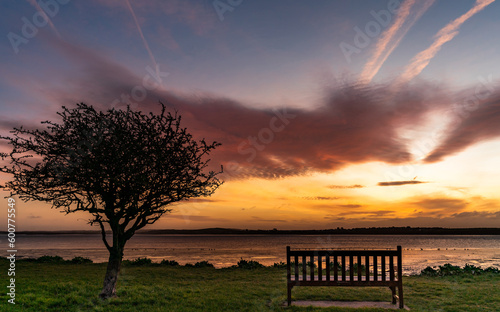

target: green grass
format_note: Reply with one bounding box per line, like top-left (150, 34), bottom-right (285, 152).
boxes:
top-left (1, 260), bottom-right (499, 311)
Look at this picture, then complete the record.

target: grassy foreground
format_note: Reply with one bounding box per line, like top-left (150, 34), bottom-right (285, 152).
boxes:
top-left (1, 260), bottom-right (499, 311)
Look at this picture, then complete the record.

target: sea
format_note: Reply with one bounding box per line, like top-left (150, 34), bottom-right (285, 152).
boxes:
top-left (6, 234), bottom-right (500, 275)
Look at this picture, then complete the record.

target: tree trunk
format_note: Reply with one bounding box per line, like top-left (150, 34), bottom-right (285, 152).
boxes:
top-left (99, 247), bottom-right (123, 299)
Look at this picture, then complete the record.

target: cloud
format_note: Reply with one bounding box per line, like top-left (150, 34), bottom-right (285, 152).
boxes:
top-left (185, 198), bottom-right (220, 203)
top-left (26, 0), bottom-right (62, 38)
top-left (400, 0), bottom-right (495, 83)
top-left (425, 89), bottom-right (500, 162)
top-left (327, 184), bottom-right (364, 189)
top-left (451, 210), bottom-right (500, 218)
top-left (168, 214), bottom-right (229, 222)
top-left (324, 213), bottom-right (500, 228)
top-left (124, 0), bottom-right (159, 76)
top-left (95, 0), bottom-right (216, 36)
top-left (325, 209), bottom-right (394, 220)
top-left (360, 0), bottom-right (434, 83)
top-left (21, 39), bottom-right (456, 180)
top-left (0, 117), bottom-right (29, 131)
top-left (337, 204), bottom-right (363, 209)
top-left (411, 197), bottom-right (468, 211)
top-left (250, 216), bottom-right (287, 223)
top-left (302, 196), bottom-right (341, 201)
top-left (378, 180), bottom-right (427, 186)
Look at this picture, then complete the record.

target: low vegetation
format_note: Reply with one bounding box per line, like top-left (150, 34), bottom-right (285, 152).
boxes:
top-left (420, 263), bottom-right (499, 276)
top-left (1, 257), bottom-right (498, 311)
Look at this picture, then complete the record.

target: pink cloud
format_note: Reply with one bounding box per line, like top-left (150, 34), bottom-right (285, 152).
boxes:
top-left (12, 39), bottom-right (500, 180)
top-left (400, 0), bottom-right (495, 83)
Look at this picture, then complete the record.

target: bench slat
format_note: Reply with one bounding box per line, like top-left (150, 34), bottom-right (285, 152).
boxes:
top-left (293, 256), bottom-right (299, 280)
top-left (357, 255), bottom-right (362, 281)
top-left (288, 250), bottom-right (398, 257)
top-left (325, 255), bottom-right (330, 281)
top-left (341, 255), bottom-right (346, 281)
top-left (390, 255), bottom-right (395, 281)
top-left (349, 256), bottom-right (354, 282)
top-left (381, 256), bottom-right (386, 281)
top-left (365, 255), bottom-right (370, 281)
top-left (289, 274), bottom-right (397, 282)
top-left (310, 255), bottom-right (314, 281)
top-left (318, 255), bottom-right (322, 281)
top-left (334, 255), bottom-right (338, 281)
top-left (302, 255), bottom-right (306, 281)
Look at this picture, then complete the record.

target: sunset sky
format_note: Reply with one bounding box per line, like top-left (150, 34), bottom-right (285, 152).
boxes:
top-left (1, 0), bottom-right (500, 230)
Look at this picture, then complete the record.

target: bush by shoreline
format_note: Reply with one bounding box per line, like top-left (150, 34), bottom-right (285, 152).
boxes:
top-left (3, 255), bottom-right (499, 276)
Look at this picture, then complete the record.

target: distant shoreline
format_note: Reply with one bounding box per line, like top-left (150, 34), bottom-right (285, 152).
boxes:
top-left (4, 227), bottom-right (500, 235)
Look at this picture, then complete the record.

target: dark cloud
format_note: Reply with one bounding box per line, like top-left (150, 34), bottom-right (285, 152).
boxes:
top-left (32, 39), bottom-right (477, 180)
top-left (324, 213), bottom-right (500, 228)
top-left (168, 214), bottom-right (229, 222)
top-left (185, 198), bottom-right (220, 203)
top-left (337, 204), bottom-right (363, 209)
top-left (411, 198), bottom-right (468, 211)
top-left (302, 196), bottom-right (341, 201)
top-left (378, 181), bottom-right (427, 186)
top-left (250, 216), bottom-right (287, 223)
top-left (451, 211), bottom-right (500, 218)
top-left (327, 184), bottom-right (364, 189)
top-left (325, 209), bottom-right (394, 220)
top-left (0, 117), bottom-right (23, 132)
top-left (365, 210), bottom-right (395, 217)
top-left (425, 88), bottom-right (500, 163)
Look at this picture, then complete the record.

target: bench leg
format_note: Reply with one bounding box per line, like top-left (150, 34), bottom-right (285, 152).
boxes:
top-left (390, 286), bottom-right (397, 304)
top-left (287, 285), bottom-right (292, 306)
top-left (398, 284), bottom-right (404, 309)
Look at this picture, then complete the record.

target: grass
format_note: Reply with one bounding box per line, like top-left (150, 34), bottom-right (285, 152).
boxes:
top-left (0, 259), bottom-right (499, 311)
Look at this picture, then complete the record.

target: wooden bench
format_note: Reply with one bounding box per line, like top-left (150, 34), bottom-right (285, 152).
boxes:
top-left (286, 245), bottom-right (404, 309)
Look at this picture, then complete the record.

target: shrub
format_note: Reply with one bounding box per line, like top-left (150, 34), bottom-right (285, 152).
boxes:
top-left (484, 267), bottom-right (499, 274)
top-left (237, 259), bottom-right (264, 269)
top-left (69, 256), bottom-right (93, 264)
top-left (463, 264), bottom-right (482, 275)
top-left (438, 263), bottom-right (462, 276)
top-left (124, 257), bottom-right (152, 266)
top-left (272, 261), bottom-right (286, 268)
top-left (36, 255), bottom-right (65, 263)
top-left (419, 264), bottom-right (500, 276)
top-left (160, 259), bottom-right (179, 266)
top-left (18, 257), bottom-right (38, 263)
top-left (184, 263), bottom-right (195, 268)
top-left (420, 266), bottom-right (438, 276)
top-left (194, 261), bottom-right (214, 268)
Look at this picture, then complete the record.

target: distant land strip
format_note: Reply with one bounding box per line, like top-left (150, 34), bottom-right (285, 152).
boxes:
top-left (5, 227), bottom-right (500, 235)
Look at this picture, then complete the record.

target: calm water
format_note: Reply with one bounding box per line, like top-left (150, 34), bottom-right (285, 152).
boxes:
top-left (7, 234), bottom-right (500, 274)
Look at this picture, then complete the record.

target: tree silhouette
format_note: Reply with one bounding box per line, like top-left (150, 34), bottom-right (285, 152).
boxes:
top-left (0, 103), bottom-right (222, 298)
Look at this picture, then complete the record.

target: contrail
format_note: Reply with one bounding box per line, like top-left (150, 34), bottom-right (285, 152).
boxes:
top-left (360, 0), bottom-right (434, 83)
top-left (26, 0), bottom-right (61, 38)
top-left (400, 0), bottom-right (495, 83)
top-left (124, 0), bottom-right (160, 78)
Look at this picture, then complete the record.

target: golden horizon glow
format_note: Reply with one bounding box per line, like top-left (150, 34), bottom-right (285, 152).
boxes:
top-left (5, 141), bottom-right (500, 231)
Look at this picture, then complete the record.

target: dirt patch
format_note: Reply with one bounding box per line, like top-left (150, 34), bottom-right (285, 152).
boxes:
top-left (289, 300), bottom-right (410, 310)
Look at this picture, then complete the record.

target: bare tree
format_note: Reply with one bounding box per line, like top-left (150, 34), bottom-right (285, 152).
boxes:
top-left (0, 103), bottom-right (222, 298)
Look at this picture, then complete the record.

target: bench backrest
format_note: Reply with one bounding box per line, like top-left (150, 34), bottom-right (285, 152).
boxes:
top-left (286, 246), bottom-right (402, 283)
